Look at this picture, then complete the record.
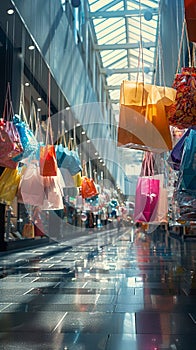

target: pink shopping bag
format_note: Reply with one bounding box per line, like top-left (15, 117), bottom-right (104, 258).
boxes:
top-left (134, 176), bottom-right (160, 223)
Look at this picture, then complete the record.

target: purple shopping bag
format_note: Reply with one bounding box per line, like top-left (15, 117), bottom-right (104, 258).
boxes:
top-left (134, 176), bottom-right (160, 223)
top-left (167, 127), bottom-right (196, 170)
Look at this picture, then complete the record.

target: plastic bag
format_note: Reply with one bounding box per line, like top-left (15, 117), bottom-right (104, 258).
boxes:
top-left (0, 167), bottom-right (21, 205)
top-left (81, 176), bottom-right (99, 199)
top-left (12, 114), bottom-right (38, 162)
top-left (167, 67), bottom-right (196, 129)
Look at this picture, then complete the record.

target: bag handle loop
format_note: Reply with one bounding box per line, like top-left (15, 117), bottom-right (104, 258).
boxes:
top-left (176, 18), bottom-right (191, 74)
top-left (143, 152), bottom-right (154, 177)
top-left (45, 70), bottom-right (54, 145)
top-left (3, 82), bottom-right (14, 121)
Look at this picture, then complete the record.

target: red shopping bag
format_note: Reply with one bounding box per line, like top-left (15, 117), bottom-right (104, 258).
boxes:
top-left (81, 176), bottom-right (99, 199)
top-left (39, 71), bottom-right (57, 176)
top-left (39, 145), bottom-right (57, 177)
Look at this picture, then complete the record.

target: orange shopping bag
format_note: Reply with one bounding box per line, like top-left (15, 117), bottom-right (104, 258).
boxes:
top-left (118, 81), bottom-right (176, 152)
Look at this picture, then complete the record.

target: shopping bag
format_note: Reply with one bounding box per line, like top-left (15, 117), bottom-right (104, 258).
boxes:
top-left (184, 0), bottom-right (196, 42)
top-left (39, 168), bottom-right (64, 210)
top-left (12, 94), bottom-right (38, 161)
top-left (59, 168), bottom-right (75, 187)
top-left (39, 145), bottom-right (57, 177)
top-left (72, 172), bottom-right (82, 187)
top-left (32, 207), bottom-right (45, 236)
top-left (18, 162), bottom-right (45, 206)
top-left (12, 112), bottom-right (38, 162)
top-left (75, 195), bottom-right (84, 208)
top-left (56, 139), bottom-right (82, 176)
top-left (22, 222), bottom-right (35, 238)
top-left (61, 147), bottom-right (82, 175)
top-left (134, 176), bottom-right (160, 222)
top-left (40, 175), bottom-right (64, 210)
top-left (39, 93), bottom-right (58, 176)
top-left (0, 118), bottom-right (24, 167)
top-left (153, 187), bottom-right (168, 223)
top-left (0, 84), bottom-right (23, 167)
top-left (177, 128), bottom-right (196, 190)
top-left (57, 128), bottom-right (82, 175)
top-left (0, 167), bottom-right (21, 205)
top-left (81, 176), bottom-right (99, 199)
top-left (167, 67), bottom-right (196, 129)
top-left (167, 128), bottom-right (194, 170)
top-left (174, 189), bottom-right (196, 221)
top-left (118, 81), bottom-right (176, 152)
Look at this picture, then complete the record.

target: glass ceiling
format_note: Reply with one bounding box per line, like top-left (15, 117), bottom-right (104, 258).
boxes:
top-left (88, 0), bottom-right (160, 114)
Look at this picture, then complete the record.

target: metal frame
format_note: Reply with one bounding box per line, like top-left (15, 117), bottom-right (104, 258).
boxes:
top-left (87, 0), bottom-right (160, 112)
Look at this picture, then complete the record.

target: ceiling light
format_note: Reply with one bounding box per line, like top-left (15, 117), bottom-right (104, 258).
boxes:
top-left (28, 45), bottom-right (35, 50)
top-left (144, 10), bottom-right (153, 21)
top-left (76, 122), bottom-right (80, 127)
top-left (25, 82), bottom-right (30, 86)
top-left (87, 140), bottom-right (90, 143)
top-left (37, 97), bottom-right (42, 101)
top-left (81, 131), bottom-right (85, 135)
top-left (144, 67), bottom-right (150, 74)
top-left (95, 152), bottom-right (98, 156)
top-left (71, 0), bottom-right (81, 7)
top-left (37, 108), bottom-right (41, 112)
top-left (7, 9), bottom-right (14, 15)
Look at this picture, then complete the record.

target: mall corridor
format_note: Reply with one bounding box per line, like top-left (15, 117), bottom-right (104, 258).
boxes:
top-left (0, 226), bottom-right (196, 350)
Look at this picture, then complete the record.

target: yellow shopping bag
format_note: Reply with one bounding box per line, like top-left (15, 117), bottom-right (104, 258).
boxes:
top-left (72, 172), bottom-right (82, 187)
top-left (0, 167), bottom-right (21, 205)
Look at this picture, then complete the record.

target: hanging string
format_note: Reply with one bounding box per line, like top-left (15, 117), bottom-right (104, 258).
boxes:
top-left (153, 0), bottom-right (165, 87)
top-left (176, 18), bottom-right (191, 74)
top-left (45, 70), bottom-right (54, 145)
top-left (192, 42), bottom-right (196, 67)
top-left (45, 0), bottom-right (53, 146)
top-left (135, 0), bottom-right (144, 104)
top-left (4, 20), bottom-right (12, 111)
top-left (136, 0), bottom-right (144, 84)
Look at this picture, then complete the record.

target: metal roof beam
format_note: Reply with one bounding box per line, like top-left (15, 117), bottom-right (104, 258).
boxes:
top-left (94, 41), bottom-right (156, 50)
top-left (90, 9), bottom-right (158, 18)
top-left (101, 67), bottom-right (153, 74)
top-left (110, 99), bottom-right (120, 104)
top-left (105, 85), bottom-right (121, 90)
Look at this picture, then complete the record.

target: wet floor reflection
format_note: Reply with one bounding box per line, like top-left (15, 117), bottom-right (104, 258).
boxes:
top-left (0, 227), bottom-right (195, 349)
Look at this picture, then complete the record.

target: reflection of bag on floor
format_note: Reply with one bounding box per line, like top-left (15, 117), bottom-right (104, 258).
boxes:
top-left (22, 222), bottom-right (34, 238)
top-left (34, 225), bottom-right (45, 237)
top-left (32, 207), bottom-right (45, 236)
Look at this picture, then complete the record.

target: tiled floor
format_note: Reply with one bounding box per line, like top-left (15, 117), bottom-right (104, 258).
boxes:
top-left (0, 226), bottom-right (196, 349)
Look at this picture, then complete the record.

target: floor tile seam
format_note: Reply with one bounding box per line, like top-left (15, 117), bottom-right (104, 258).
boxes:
top-left (0, 245), bottom-right (73, 275)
